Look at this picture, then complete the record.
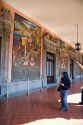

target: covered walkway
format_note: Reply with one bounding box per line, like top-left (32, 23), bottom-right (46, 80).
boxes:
top-left (0, 81), bottom-right (83, 125)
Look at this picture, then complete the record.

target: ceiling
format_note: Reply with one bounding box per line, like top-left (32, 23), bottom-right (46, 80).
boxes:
top-left (3, 0), bottom-right (83, 53)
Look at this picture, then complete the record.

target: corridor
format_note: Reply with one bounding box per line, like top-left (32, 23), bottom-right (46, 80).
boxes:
top-left (0, 81), bottom-right (83, 125)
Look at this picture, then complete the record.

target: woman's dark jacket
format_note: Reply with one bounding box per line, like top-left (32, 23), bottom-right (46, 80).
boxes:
top-left (60, 77), bottom-right (71, 90)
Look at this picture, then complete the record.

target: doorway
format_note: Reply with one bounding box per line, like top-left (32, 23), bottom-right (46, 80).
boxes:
top-left (0, 37), bottom-right (2, 84)
top-left (46, 52), bottom-right (54, 84)
top-left (0, 37), bottom-right (2, 67)
top-left (70, 59), bottom-right (74, 79)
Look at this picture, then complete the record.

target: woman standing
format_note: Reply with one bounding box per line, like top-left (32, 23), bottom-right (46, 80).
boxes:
top-left (59, 72), bottom-right (71, 112)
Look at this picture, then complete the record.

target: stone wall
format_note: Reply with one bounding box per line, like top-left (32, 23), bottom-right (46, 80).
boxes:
top-left (12, 66), bottom-right (40, 81)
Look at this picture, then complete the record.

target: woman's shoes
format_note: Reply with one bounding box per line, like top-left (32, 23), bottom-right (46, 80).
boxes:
top-left (65, 109), bottom-right (68, 112)
top-left (60, 109), bottom-right (68, 112)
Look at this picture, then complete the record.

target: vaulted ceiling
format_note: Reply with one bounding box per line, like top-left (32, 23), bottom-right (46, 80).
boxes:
top-left (3, 0), bottom-right (83, 53)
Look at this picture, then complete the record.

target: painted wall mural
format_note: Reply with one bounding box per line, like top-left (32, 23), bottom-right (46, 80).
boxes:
top-left (13, 14), bottom-right (41, 67)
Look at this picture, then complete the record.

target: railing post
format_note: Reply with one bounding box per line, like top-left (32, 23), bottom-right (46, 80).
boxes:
top-left (28, 77), bottom-right (29, 94)
top-left (6, 84), bottom-right (8, 98)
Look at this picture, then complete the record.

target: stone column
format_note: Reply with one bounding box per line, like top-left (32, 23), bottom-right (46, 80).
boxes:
top-left (42, 48), bottom-right (47, 87)
top-left (8, 11), bottom-right (15, 82)
top-left (1, 36), bottom-right (9, 82)
top-left (56, 52), bottom-right (60, 85)
top-left (0, 8), bottom-right (12, 83)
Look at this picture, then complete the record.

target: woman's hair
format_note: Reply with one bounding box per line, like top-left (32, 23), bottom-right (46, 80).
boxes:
top-left (62, 72), bottom-right (71, 86)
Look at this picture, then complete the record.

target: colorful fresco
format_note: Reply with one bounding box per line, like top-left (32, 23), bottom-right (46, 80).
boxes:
top-left (13, 14), bottom-right (41, 67)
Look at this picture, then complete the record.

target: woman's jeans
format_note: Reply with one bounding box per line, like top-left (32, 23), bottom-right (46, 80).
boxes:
top-left (60, 90), bottom-right (69, 111)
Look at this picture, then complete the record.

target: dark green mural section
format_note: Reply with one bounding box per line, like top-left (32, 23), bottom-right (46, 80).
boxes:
top-left (12, 14), bottom-right (41, 81)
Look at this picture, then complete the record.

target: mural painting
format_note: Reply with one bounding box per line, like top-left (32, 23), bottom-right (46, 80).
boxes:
top-left (13, 14), bottom-right (41, 67)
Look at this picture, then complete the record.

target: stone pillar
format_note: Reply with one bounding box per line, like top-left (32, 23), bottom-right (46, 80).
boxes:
top-left (68, 56), bottom-right (70, 77)
top-left (1, 36), bottom-right (9, 82)
top-left (0, 8), bottom-right (12, 83)
top-left (8, 11), bottom-right (14, 82)
top-left (54, 54), bottom-right (56, 83)
top-left (42, 49), bottom-right (47, 87)
top-left (56, 53), bottom-right (60, 84)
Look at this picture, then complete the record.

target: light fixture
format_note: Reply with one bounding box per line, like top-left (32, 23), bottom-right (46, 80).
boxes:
top-left (74, 25), bottom-right (83, 105)
top-left (75, 24), bottom-right (81, 51)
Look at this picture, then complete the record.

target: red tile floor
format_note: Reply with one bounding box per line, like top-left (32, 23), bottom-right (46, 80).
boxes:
top-left (0, 80), bottom-right (83, 125)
